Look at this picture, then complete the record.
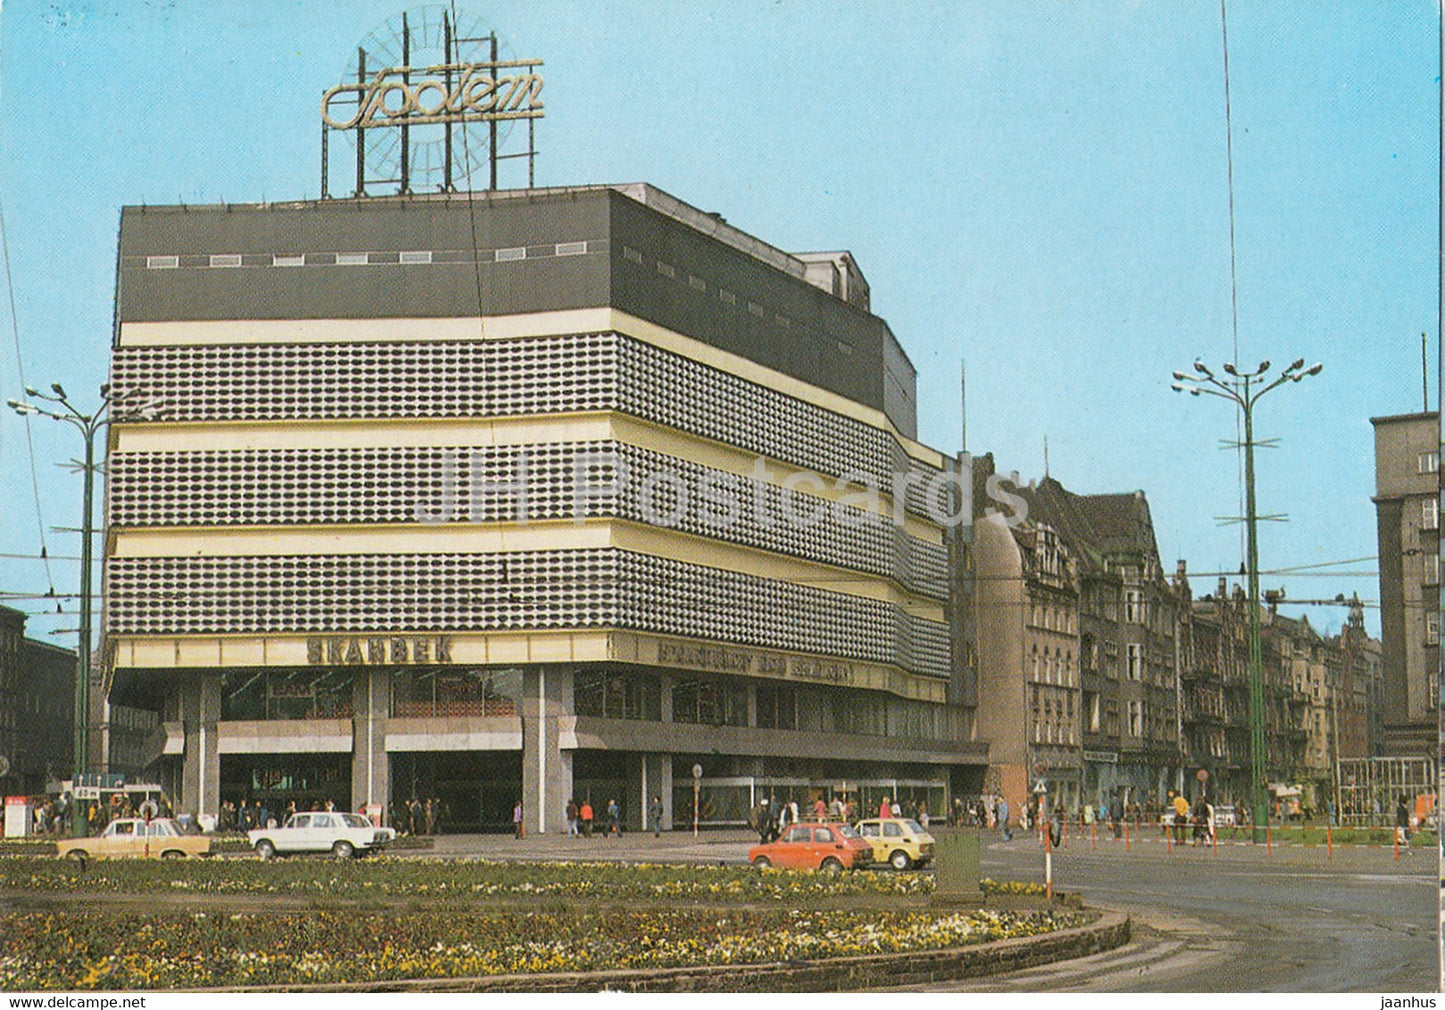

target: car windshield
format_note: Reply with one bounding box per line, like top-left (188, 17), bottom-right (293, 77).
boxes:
top-left (835, 824), bottom-right (861, 839)
top-left (339, 813), bottom-right (369, 828)
top-left (902, 819), bottom-right (925, 834)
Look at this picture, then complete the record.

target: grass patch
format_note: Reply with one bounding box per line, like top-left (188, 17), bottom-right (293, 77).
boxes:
top-left (0, 856), bottom-right (935, 902)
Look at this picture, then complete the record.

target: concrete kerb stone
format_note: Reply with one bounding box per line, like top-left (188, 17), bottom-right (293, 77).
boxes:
top-left (218, 908), bottom-right (1131, 993)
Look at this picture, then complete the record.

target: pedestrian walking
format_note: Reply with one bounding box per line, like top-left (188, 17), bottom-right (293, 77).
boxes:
top-left (995, 796), bottom-right (1012, 842)
top-left (580, 799), bottom-right (594, 838)
top-left (1395, 795), bottom-right (1411, 851)
top-left (606, 798), bottom-right (622, 837)
top-left (566, 798), bottom-right (579, 838)
top-left (513, 800), bottom-right (524, 839)
top-left (649, 795), bottom-right (664, 837)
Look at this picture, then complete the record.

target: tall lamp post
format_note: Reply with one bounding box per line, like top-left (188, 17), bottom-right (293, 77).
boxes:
top-left (8, 383), bottom-right (162, 836)
top-left (1171, 358), bottom-right (1321, 843)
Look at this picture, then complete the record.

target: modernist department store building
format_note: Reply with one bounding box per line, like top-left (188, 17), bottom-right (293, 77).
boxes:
top-left (104, 183), bottom-right (986, 832)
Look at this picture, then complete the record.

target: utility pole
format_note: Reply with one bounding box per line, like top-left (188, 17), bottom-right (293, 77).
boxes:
top-left (8, 383), bottom-right (163, 836)
top-left (1172, 358), bottom-right (1322, 843)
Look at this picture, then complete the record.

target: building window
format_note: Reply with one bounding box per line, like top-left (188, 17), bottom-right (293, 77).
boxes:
top-left (273, 254), bottom-right (305, 267)
top-left (718, 289), bottom-right (736, 305)
top-left (1422, 498), bottom-right (1439, 531)
top-left (555, 242), bottom-right (587, 257)
top-left (209, 254), bottom-right (242, 268)
top-left (400, 250), bottom-right (434, 264)
top-left (1084, 691), bottom-right (1100, 732)
top-left (756, 682), bottom-right (797, 730)
top-left (622, 246), bottom-right (644, 264)
top-left (672, 677), bottom-right (747, 727)
top-left (1126, 643), bottom-right (1143, 681)
top-left (495, 247), bottom-right (526, 262)
top-left (145, 255), bottom-right (179, 269)
top-left (655, 260), bottom-right (675, 278)
top-left (392, 667), bottom-right (521, 718)
top-left (1128, 700), bottom-right (1143, 737)
top-left (221, 670), bottom-right (354, 721)
top-left (1419, 452), bottom-right (1439, 474)
top-left (574, 669), bottom-right (660, 721)
top-left (1124, 589), bottom-right (1144, 624)
top-left (336, 252), bottom-right (369, 266)
top-left (688, 274), bottom-right (706, 291)
top-left (1427, 612), bottom-right (1440, 647)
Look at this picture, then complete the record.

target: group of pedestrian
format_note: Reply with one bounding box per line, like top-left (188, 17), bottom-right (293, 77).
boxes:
top-left (561, 797), bottom-right (623, 837)
top-left (388, 796), bottom-right (443, 836)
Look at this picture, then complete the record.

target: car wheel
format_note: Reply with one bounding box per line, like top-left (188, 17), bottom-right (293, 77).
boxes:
top-left (332, 840), bottom-right (355, 860)
top-left (161, 850), bottom-right (186, 860)
top-left (254, 840), bottom-right (276, 861)
top-left (752, 855), bottom-right (771, 869)
top-left (820, 856), bottom-right (843, 873)
top-left (889, 849), bottom-right (912, 871)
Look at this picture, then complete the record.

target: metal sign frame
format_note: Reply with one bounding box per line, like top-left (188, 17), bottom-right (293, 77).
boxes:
top-left (320, 9), bottom-right (543, 198)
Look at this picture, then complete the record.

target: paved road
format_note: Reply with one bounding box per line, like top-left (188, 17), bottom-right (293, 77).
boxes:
top-left (956, 830), bottom-right (1438, 992)
top-left (409, 827), bottom-right (1438, 992)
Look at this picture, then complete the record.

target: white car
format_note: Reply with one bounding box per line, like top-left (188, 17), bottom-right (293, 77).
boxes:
top-left (248, 811), bottom-right (396, 859)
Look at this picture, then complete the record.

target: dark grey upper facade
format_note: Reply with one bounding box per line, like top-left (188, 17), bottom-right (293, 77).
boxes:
top-left (117, 184), bottom-right (920, 439)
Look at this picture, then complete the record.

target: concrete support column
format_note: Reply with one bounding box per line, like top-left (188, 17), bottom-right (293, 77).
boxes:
top-left (522, 666), bottom-right (573, 835)
top-left (351, 670), bottom-right (390, 819)
top-left (641, 752), bottom-right (673, 831)
top-left (180, 672), bottom-right (221, 821)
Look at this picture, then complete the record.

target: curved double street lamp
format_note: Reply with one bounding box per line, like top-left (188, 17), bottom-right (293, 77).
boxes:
top-left (1171, 358), bottom-right (1321, 843)
top-left (7, 383), bottom-right (163, 836)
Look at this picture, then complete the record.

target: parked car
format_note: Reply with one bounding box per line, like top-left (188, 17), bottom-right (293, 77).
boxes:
top-left (56, 817), bottom-right (211, 861)
top-left (748, 822), bottom-right (872, 871)
top-left (248, 811), bottom-right (396, 859)
top-left (853, 817), bottom-right (935, 870)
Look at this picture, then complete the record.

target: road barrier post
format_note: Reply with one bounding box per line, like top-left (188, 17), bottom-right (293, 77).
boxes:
top-left (1166, 820), bottom-right (1172, 853)
top-left (1044, 821), bottom-right (1053, 900)
top-left (1393, 830), bottom-right (1399, 860)
top-left (1091, 821), bottom-right (1096, 851)
top-left (1125, 820), bottom-right (1130, 853)
top-left (1212, 826), bottom-right (1217, 854)
top-left (1266, 823), bottom-right (1272, 856)
top-left (1326, 825), bottom-right (1332, 859)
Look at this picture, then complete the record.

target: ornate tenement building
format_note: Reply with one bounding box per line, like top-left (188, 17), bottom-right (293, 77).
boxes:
top-left (102, 184), bottom-right (986, 831)
top-left (1017, 479), bottom-right (1182, 810)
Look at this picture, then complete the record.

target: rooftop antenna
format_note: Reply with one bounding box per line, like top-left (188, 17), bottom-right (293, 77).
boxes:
top-left (1043, 435), bottom-right (1050, 478)
top-left (1423, 332), bottom-right (1430, 412)
top-left (959, 357), bottom-right (967, 455)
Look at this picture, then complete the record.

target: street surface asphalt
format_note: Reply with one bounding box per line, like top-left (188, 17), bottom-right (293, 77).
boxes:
top-left (411, 825), bottom-right (1438, 992)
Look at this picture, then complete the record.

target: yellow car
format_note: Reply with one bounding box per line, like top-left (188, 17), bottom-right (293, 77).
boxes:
top-left (56, 817), bottom-right (212, 860)
top-left (854, 817), bottom-right (935, 870)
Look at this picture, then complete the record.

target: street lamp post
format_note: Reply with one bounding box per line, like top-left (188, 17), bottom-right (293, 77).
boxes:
top-left (8, 383), bottom-right (162, 836)
top-left (1171, 358), bottom-right (1321, 843)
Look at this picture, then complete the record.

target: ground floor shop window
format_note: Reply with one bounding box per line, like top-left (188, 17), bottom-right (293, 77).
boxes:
top-left (220, 754), bottom-right (351, 816)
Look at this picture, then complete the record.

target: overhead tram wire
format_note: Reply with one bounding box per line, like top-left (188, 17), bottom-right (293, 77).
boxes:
top-left (0, 204), bottom-right (58, 599)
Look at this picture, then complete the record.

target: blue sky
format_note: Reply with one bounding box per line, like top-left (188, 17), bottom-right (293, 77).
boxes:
top-left (0, 0), bottom-right (1438, 645)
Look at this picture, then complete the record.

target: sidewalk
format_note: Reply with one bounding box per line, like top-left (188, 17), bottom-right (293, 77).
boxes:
top-left (413, 827), bottom-right (761, 865)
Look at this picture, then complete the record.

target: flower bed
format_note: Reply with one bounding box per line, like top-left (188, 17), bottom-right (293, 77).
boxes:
top-left (0, 857), bottom-right (933, 901)
top-left (0, 906), bottom-right (1087, 990)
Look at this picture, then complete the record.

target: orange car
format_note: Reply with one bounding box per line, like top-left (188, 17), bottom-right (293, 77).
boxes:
top-left (748, 822), bottom-right (873, 871)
